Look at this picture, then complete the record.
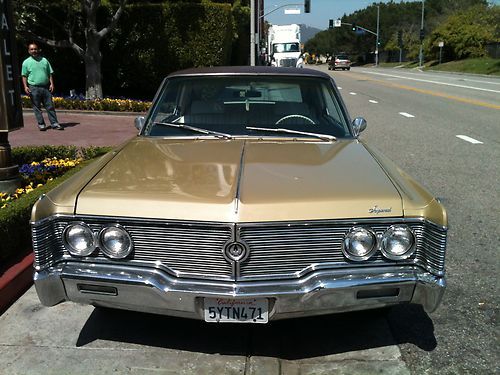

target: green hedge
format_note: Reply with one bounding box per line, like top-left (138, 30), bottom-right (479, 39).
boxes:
top-left (12, 145), bottom-right (112, 165)
top-left (104, 2), bottom-right (236, 98)
top-left (0, 146), bottom-right (111, 265)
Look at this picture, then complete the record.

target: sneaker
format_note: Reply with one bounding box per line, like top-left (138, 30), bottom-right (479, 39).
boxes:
top-left (51, 123), bottom-right (64, 130)
top-left (38, 125), bottom-right (48, 131)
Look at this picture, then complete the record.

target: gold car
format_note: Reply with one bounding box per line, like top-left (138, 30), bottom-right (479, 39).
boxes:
top-left (32, 67), bottom-right (447, 323)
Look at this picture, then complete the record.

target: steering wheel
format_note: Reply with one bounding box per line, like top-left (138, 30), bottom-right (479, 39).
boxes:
top-left (275, 114), bottom-right (315, 125)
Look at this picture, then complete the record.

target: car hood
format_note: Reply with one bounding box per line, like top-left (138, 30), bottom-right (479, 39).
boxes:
top-left (72, 137), bottom-right (403, 222)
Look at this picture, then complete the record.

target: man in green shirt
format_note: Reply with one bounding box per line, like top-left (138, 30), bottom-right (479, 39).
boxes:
top-left (21, 42), bottom-right (63, 131)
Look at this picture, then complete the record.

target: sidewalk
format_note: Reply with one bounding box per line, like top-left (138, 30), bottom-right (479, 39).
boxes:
top-left (9, 111), bottom-right (140, 148)
top-left (1, 111), bottom-right (140, 314)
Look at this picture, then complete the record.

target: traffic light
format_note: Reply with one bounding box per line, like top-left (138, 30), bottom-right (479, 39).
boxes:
top-left (304, 0), bottom-right (310, 13)
top-left (351, 23), bottom-right (356, 31)
top-left (329, 19), bottom-right (333, 29)
top-left (419, 28), bottom-right (425, 41)
top-left (397, 30), bottom-right (403, 47)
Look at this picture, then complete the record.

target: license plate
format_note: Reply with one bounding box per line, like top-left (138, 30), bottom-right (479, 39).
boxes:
top-left (204, 298), bottom-right (268, 323)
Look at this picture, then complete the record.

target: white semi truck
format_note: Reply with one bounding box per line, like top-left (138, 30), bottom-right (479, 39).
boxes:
top-left (267, 24), bottom-right (303, 68)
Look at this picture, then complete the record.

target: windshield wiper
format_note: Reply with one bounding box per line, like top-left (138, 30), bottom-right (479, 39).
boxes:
top-left (153, 122), bottom-right (232, 139)
top-left (246, 126), bottom-right (336, 141)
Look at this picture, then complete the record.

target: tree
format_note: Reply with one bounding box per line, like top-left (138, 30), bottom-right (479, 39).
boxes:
top-left (426, 4), bottom-right (500, 60)
top-left (304, 0), bottom-right (492, 64)
top-left (16, 0), bottom-right (127, 99)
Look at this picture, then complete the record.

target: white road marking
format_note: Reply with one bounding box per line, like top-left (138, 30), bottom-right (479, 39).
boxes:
top-left (369, 100), bottom-right (378, 104)
top-left (358, 71), bottom-right (500, 93)
top-left (399, 112), bottom-right (415, 118)
top-left (456, 135), bottom-right (484, 144)
top-left (349, 92), bottom-right (357, 95)
top-left (337, 86), bottom-right (342, 90)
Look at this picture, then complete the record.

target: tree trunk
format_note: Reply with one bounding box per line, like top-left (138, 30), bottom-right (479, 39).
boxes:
top-left (84, 35), bottom-right (103, 99)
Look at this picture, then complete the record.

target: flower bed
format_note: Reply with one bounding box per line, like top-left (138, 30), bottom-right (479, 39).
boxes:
top-left (0, 146), bottom-right (111, 265)
top-left (22, 96), bottom-right (151, 112)
top-left (1, 157), bottom-right (83, 209)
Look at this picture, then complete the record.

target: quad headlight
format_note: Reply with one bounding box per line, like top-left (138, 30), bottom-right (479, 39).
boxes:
top-left (63, 223), bottom-right (96, 256)
top-left (63, 222), bottom-right (133, 259)
top-left (381, 224), bottom-right (415, 260)
top-left (343, 227), bottom-right (377, 261)
top-left (343, 224), bottom-right (416, 261)
top-left (98, 225), bottom-right (133, 259)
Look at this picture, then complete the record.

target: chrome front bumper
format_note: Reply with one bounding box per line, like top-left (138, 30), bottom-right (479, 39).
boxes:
top-left (34, 262), bottom-right (446, 320)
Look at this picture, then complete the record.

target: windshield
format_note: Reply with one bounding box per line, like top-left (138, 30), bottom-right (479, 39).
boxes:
top-left (273, 43), bottom-right (300, 53)
top-left (144, 75), bottom-right (351, 139)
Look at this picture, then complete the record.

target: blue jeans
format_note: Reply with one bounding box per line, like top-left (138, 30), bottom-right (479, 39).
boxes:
top-left (29, 85), bottom-right (59, 127)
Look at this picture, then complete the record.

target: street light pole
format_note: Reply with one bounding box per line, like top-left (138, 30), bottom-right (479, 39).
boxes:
top-left (419, 0), bottom-right (424, 68)
top-left (375, 5), bottom-right (380, 66)
top-left (250, 0), bottom-right (256, 66)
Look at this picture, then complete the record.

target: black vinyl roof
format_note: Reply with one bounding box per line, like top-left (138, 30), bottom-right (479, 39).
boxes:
top-left (168, 66), bottom-right (331, 79)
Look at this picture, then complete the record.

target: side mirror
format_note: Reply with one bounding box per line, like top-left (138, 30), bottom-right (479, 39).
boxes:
top-left (135, 116), bottom-right (146, 132)
top-left (351, 117), bottom-right (367, 137)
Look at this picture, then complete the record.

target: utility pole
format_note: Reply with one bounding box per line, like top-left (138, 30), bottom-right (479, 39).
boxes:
top-left (375, 5), bottom-right (380, 66)
top-left (256, 0), bottom-right (265, 65)
top-left (250, 0), bottom-right (256, 66)
top-left (419, 0), bottom-right (425, 68)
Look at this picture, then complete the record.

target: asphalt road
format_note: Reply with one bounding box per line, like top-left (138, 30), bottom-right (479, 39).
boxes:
top-left (320, 65), bottom-right (499, 374)
top-left (0, 66), bottom-right (498, 374)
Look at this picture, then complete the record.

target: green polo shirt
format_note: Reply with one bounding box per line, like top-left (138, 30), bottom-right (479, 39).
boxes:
top-left (21, 56), bottom-right (54, 86)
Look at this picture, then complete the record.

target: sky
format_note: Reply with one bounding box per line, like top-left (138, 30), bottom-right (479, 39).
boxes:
top-left (264, 0), bottom-right (500, 30)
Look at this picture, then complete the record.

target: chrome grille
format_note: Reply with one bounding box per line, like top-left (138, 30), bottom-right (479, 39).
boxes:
top-left (413, 221), bottom-right (447, 274)
top-left (279, 58), bottom-right (298, 67)
top-left (32, 220), bottom-right (65, 270)
top-left (32, 216), bottom-right (446, 281)
top-left (32, 216), bottom-right (233, 279)
top-left (238, 221), bottom-right (447, 280)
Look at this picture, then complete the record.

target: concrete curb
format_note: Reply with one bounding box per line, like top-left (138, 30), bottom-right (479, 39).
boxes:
top-left (0, 253), bottom-right (34, 314)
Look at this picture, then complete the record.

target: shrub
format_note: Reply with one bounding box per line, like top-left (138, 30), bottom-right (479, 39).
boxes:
top-left (21, 96), bottom-right (151, 112)
top-left (12, 145), bottom-right (112, 165)
top-left (0, 146), bottom-right (111, 265)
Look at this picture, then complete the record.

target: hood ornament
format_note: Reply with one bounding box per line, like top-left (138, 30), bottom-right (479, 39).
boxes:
top-left (369, 205), bottom-right (392, 214)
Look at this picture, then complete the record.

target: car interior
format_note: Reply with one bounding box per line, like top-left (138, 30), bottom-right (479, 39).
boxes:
top-left (147, 76), bottom-right (350, 138)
